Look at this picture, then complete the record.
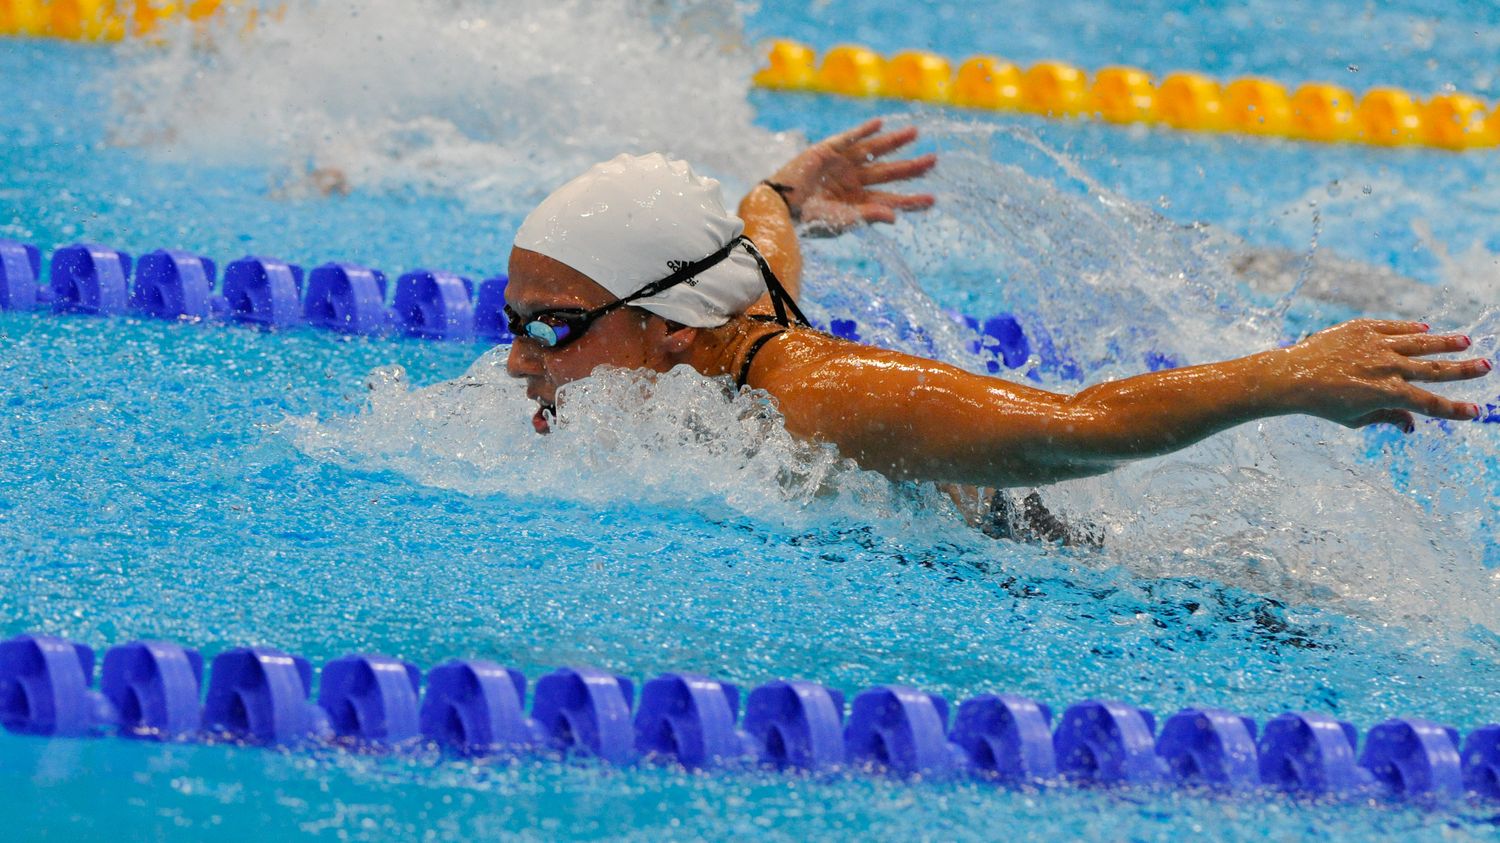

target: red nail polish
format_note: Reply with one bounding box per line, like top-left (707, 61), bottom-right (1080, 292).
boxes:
top-left (1462, 335), bottom-right (1473, 347)
top-left (1482, 359), bottom-right (1494, 373)
top-left (1469, 403), bottom-right (1483, 419)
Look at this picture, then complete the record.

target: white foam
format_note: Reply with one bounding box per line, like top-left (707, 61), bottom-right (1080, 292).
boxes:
top-left (286, 350), bottom-right (957, 538)
top-left (134, 0), bottom-right (1499, 633)
top-left (292, 116), bottom-right (1500, 634)
top-left (111, 0), bottom-right (798, 210)
top-left (800, 118), bottom-right (1500, 633)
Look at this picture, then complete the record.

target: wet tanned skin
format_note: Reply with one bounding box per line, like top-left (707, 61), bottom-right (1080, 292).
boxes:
top-left (507, 119), bottom-right (1492, 486)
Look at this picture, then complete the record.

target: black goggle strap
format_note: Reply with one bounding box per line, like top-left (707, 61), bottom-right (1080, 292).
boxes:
top-left (611, 234), bottom-right (810, 329)
top-left (739, 237), bottom-right (810, 329)
top-left (515, 236), bottom-right (809, 341)
top-left (615, 236), bottom-right (746, 308)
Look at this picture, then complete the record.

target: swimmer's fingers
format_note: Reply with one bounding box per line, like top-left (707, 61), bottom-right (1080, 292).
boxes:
top-left (1364, 319), bottom-right (1432, 335)
top-left (827, 119), bottom-right (885, 151)
top-left (797, 199), bottom-right (864, 234)
top-left (1386, 332), bottom-right (1471, 356)
top-left (1398, 385), bottom-right (1482, 420)
top-left (858, 154), bottom-right (937, 186)
top-left (865, 189), bottom-right (936, 212)
top-left (853, 126), bottom-right (921, 160)
top-left (1396, 355), bottom-right (1493, 384)
top-left (1349, 409), bottom-right (1416, 434)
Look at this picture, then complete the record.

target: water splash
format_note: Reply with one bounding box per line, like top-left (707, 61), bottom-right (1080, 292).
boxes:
top-left (110, 0), bottom-right (798, 210)
top-left (154, 0), bottom-right (1500, 633)
top-left (286, 350), bottom-right (955, 537)
top-left (891, 119), bottom-right (1500, 631)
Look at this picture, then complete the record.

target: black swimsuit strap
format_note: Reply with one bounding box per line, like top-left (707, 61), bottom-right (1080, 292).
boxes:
top-left (739, 238), bottom-right (811, 329)
top-left (736, 328), bottom-right (787, 389)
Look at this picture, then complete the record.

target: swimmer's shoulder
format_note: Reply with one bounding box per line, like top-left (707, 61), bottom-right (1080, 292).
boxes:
top-left (739, 322), bottom-right (905, 394)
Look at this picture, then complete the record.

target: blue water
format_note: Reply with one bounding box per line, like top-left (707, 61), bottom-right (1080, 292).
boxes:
top-left (3, 1), bottom-right (1499, 840)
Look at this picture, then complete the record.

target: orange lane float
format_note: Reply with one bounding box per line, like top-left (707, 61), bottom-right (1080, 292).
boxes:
top-left (748, 40), bottom-right (1497, 151)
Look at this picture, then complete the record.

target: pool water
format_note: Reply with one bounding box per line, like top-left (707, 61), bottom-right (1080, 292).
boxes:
top-left (2, 1), bottom-right (1499, 839)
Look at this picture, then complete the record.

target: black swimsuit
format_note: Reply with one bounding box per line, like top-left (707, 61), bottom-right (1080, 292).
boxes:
top-left (983, 489), bottom-right (1103, 548)
top-left (731, 241), bottom-right (1099, 548)
top-left (732, 240), bottom-right (809, 390)
top-left (735, 314), bottom-right (791, 389)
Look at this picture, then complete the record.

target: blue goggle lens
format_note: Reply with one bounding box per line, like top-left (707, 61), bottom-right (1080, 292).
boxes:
top-left (525, 321), bottom-right (563, 346)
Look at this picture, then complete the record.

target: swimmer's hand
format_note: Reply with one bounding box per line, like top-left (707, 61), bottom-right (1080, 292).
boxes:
top-left (1271, 319), bottom-right (1490, 431)
top-left (767, 118), bottom-right (936, 236)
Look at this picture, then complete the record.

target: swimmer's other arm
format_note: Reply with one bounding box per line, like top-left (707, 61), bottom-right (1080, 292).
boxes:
top-left (739, 182), bottom-right (803, 300)
top-left (738, 119), bottom-right (936, 311)
top-left (750, 320), bottom-right (1490, 487)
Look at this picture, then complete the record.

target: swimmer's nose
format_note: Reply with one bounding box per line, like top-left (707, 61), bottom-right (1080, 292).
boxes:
top-left (505, 337), bottom-right (542, 379)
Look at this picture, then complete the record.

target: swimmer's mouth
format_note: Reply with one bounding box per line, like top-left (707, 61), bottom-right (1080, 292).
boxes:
top-left (532, 400), bottom-right (556, 435)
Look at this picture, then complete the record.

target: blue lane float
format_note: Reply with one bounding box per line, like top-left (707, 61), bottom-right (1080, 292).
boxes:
top-left (132, 250), bottom-right (219, 321)
top-left (3, 237), bottom-right (1497, 427)
top-left (99, 640), bottom-right (205, 741)
top-left (530, 666), bottom-right (636, 764)
top-left (319, 655), bottom-right (423, 745)
top-left (0, 238), bottom-right (1185, 382)
top-left (844, 685), bottom-right (966, 778)
top-left (303, 263), bottom-right (392, 335)
top-left (473, 275), bottom-right (511, 343)
top-left (419, 660), bottom-right (543, 756)
top-left (222, 257), bottom-right (305, 329)
top-left (1257, 711), bottom-right (1371, 795)
top-left (0, 240), bottom-right (45, 310)
top-left (0, 635), bottom-right (114, 737)
top-left (1053, 699), bottom-right (1165, 785)
top-left (950, 693), bottom-right (1057, 782)
top-left (1359, 718), bottom-right (1464, 801)
top-left (0, 632), bottom-right (1494, 804)
top-left (51, 243), bottom-right (132, 316)
top-left (1155, 707), bottom-right (1260, 790)
top-left (1464, 725), bottom-right (1500, 799)
top-left (742, 680), bottom-right (847, 772)
top-left (201, 647), bottom-right (330, 744)
top-left (394, 270), bottom-right (476, 342)
top-left (635, 673), bottom-right (756, 769)
top-left (0, 239), bottom-right (505, 342)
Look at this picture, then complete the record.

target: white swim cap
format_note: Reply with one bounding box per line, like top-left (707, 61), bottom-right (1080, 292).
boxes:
top-left (513, 153), bottom-right (768, 328)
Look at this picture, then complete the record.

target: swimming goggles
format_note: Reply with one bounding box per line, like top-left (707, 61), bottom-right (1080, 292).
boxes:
top-left (505, 235), bottom-right (809, 349)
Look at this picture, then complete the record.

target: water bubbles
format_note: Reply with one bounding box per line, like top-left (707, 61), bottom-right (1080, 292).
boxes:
top-left (288, 353), bottom-right (937, 534)
top-left (812, 118), bottom-right (1500, 634)
top-left (110, 0), bottom-right (798, 210)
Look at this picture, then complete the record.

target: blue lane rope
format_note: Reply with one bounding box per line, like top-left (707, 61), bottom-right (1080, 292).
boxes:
top-left (2, 237), bottom-right (1497, 426)
top-left (0, 633), bottom-right (1496, 802)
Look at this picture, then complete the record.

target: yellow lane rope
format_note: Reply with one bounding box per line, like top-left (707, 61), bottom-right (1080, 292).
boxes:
top-left (754, 40), bottom-right (1497, 151)
top-left (4, 12), bottom-right (1492, 152)
top-left (0, 0), bottom-right (224, 41)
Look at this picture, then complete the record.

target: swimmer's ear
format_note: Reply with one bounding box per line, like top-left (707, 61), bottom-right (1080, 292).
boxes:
top-left (656, 319), bottom-right (698, 354)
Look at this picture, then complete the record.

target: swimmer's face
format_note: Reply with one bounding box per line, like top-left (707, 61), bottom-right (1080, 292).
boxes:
top-left (505, 247), bottom-right (696, 433)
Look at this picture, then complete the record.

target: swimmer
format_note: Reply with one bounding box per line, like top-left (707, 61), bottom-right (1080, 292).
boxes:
top-left (504, 119), bottom-right (1491, 528)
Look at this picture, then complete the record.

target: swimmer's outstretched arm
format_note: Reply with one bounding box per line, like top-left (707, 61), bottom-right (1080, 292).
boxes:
top-left (750, 319), bottom-right (1491, 487)
top-left (739, 119), bottom-right (936, 307)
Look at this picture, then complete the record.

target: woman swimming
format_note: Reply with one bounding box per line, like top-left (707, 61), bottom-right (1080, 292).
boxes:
top-left (503, 120), bottom-right (1490, 509)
